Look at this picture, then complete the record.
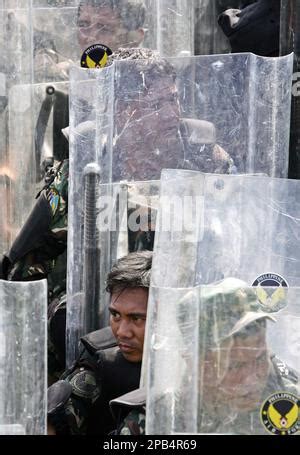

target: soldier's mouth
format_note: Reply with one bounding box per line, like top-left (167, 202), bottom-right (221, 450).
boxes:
top-left (118, 343), bottom-right (136, 353)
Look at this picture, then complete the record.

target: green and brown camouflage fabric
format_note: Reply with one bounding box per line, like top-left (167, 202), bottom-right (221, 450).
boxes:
top-left (7, 159), bottom-right (69, 382)
top-left (7, 159), bottom-right (69, 294)
top-left (119, 409), bottom-right (146, 435)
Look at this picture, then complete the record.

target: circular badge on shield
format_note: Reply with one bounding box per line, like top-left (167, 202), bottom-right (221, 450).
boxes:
top-left (260, 392), bottom-right (300, 435)
top-left (252, 273), bottom-right (288, 312)
top-left (80, 44), bottom-right (112, 69)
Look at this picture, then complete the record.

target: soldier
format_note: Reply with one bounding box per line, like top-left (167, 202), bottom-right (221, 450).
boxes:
top-left (0, 3), bottom-right (146, 382)
top-left (77, 0), bottom-right (145, 53)
top-left (113, 279), bottom-right (300, 435)
top-left (0, 48), bottom-right (234, 383)
top-left (47, 250), bottom-right (152, 435)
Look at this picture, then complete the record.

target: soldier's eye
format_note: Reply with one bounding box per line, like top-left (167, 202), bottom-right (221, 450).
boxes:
top-left (132, 315), bottom-right (146, 322)
top-left (78, 21), bottom-right (90, 28)
top-left (109, 310), bottom-right (120, 320)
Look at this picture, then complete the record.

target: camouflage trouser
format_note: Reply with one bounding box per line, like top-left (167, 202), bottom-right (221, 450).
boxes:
top-left (48, 292), bottom-right (67, 385)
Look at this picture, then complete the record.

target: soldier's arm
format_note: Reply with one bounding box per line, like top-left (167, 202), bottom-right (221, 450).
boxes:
top-left (110, 388), bottom-right (146, 435)
top-left (119, 410), bottom-right (146, 435)
top-left (4, 160), bottom-right (69, 282)
top-left (48, 365), bottom-right (101, 435)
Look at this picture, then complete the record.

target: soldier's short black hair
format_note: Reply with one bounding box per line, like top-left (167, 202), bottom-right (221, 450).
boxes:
top-left (78, 0), bottom-right (146, 31)
top-left (106, 250), bottom-right (152, 294)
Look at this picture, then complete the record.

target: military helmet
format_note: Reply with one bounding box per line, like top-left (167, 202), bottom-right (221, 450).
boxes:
top-left (200, 278), bottom-right (276, 347)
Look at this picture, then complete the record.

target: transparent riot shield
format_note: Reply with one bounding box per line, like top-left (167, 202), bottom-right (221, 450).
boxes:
top-left (7, 80), bottom-right (69, 247)
top-left (67, 52), bottom-right (293, 364)
top-left (151, 169), bottom-right (300, 289)
top-left (66, 177), bottom-right (160, 364)
top-left (146, 283), bottom-right (300, 435)
top-left (32, 0), bottom-right (195, 84)
top-left (0, 279), bottom-right (47, 435)
top-left (143, 0), bottom-right (194, 56)
top-left (0, 1), bottom-right (32, 253)
top-left (194, 0), bottom-right (236, 55)
top-left (0, 173), bottom-right (9, 255)
top-left (69, 52), bottom-right (293, 183)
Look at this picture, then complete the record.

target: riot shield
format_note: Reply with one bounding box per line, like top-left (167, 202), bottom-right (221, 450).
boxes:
top-left (194, 0), bottom-right (234, 55)
top-left (7, 81), bottom-right (69, 247)
top-left (0, 279), bottom-right (47, 435)
top-left (32, 0), bottom-right (195, 84)
top-left (0, 173), bottom-right (9, 255)
top-left (66, 52), bottom-right (293, 364)
top-left (146, 283), bottom-right (300, 435)
top-left (144, 169), bottom-right (300, 434)
top-left (151, 169), bottom-right (300, 289)
top-left (143, 0), bottom-right (194, 56)
top-left (0, 1), bottom-right (32, 252)
top-left (66, 177), bottom-right (160, 364)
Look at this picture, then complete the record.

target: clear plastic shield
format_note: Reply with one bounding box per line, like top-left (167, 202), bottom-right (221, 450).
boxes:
top-left (146, 283), bottom-right (300, 435)
top-left (194, 0), bottom-right (235, 55)
top-left (0, 1), bottom-right (32, 252)
top-left (7, 81), bottom-right (69, 246)
top-left (0, 279), bottom-right (47, 435)
top-left (143, 0), bottom-right (194, 56)
top-left (67, 52), bottom-right (293, 364)
top-left (152, 170), bottom-right (300, 289)
top-left (69, 52), bottom-right (293, 183)
top-left (0, 173), bottom-right (9, 254)
top-left (32, 0), bottom-right (195, 84)
top-left (66, 178), bottom-right (159, 364)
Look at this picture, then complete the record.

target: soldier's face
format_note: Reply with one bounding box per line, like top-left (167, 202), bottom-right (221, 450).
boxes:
top-left (109, 287), bottom-right (148, 362)
top-left (77, 5), bottom-right (143, 52)
top-left (202, 328), bottom-right (270, 413)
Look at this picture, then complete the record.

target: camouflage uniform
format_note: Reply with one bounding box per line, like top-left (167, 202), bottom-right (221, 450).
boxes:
top-left (119, 410), bottom-right (146, 435)
top-left (198, 356), bottom-right (300, 434)
top-left (117, 355), bottom-right (300, 435)
top-left (5, 159), bottom-right (69, 381)
top-left (7, 159), bottom-right (68, 285)
top-left (47, 326), bottom-right (141, 435)
top-left (118, 279), bottom-right (300, 435)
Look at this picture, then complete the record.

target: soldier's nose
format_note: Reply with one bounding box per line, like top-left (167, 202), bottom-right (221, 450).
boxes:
top-left (116, 320), bottom-right (132, 339)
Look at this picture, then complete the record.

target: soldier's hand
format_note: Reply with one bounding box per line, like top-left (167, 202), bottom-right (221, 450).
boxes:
top-left (0, 254), bottom-right (11, 280)
top-left (47, 422), bottom-right (56, 435)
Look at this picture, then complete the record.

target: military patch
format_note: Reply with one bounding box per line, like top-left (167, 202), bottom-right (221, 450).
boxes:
top-left (81, 44), bottom-right (112, 69)
top-left (260, 392), bottom-right (300, 435)
top-left (48, 188), bottom-right (60, 216)
top-left (70, 369), bottom-right (100, 401)
top-left (252, 273), bottom-right (288, 312)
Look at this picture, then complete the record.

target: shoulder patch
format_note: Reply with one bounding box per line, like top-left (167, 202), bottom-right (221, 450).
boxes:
top-left (70, 369), bottom-right (100, 401)
top-left (47, 188), bottom-right (60, 216)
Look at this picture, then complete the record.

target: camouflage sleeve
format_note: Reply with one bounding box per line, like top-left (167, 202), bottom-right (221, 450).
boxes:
top-left (119, 410), bottom-right (146, 436)
top-left (46, 159), bottom-right (68, 233)
top-left (62, 366), bottom-right (101, 435)
top-left (7, 159), bottom-right (69, 283)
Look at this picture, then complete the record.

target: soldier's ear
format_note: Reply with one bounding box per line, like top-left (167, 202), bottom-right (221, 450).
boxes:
top-left (127, 28), bottom-right (144, 47)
